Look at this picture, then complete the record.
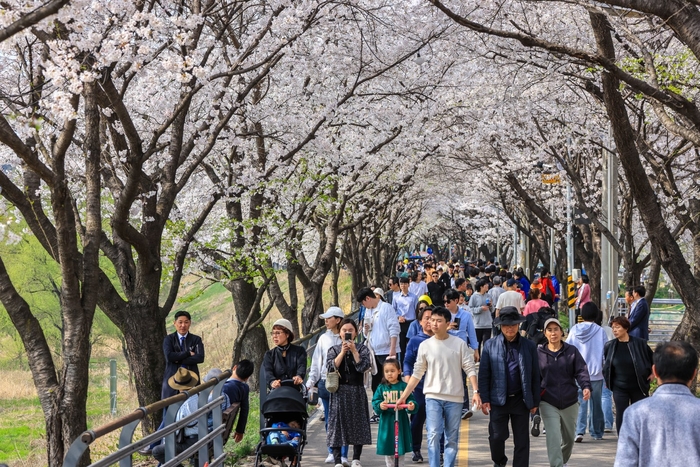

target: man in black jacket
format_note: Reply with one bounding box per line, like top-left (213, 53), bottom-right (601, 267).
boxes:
top-left (162, 310), bottom-right (205, 399)
top-left (479, 307), bottom-right (540, 467)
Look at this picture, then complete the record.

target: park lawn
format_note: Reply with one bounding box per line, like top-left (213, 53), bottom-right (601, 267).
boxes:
top-left (0, 397), bottom-right (44, 462)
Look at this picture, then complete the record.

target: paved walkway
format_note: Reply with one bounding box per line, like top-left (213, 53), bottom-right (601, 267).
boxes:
top-left (300, 402), bottom-right (618, 467)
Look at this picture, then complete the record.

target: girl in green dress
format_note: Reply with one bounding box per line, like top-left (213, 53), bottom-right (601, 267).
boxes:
top-left (372, 359), bottom-right (418, 467)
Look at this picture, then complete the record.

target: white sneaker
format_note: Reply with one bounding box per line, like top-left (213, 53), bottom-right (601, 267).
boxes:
top-left (342, 457), bottom-right (350, 467)
top-left (351, 460), bottom-right (362, 467)
top-left (325, 454), bottom-right (335, 464)
top-left (334, 464), bottom-right (343, 467)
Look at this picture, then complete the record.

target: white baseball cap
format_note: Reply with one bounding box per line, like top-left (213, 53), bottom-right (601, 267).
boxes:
top-left (320, 306), bottom-right (344, 319)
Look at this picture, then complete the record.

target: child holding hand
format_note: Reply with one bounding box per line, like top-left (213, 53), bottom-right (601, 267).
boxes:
top-left (372, 359), bottom-right (418, 467)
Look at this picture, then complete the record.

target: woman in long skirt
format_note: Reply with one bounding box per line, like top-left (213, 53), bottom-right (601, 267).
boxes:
top-left (327, 318), bottom-right (372, 467)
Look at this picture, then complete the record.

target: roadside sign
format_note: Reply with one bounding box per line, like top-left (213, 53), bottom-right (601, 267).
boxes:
top-left (567, 275), bottom-right (576, 308)
top-left (541, 173), bottom-right (561, 184)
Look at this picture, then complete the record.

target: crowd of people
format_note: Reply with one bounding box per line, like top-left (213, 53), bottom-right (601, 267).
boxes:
top-left (304, 258), bottom-right (699, 467)
top-left (142, 259), bottom-right (700, 467)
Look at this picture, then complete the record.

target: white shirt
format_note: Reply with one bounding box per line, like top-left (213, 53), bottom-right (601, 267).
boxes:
top-left (306, 330), bottom-right (342, 389)
top-left (411, 335), bottom-right (477, 403)
top-left (363, 300), bottom-right (401, 355)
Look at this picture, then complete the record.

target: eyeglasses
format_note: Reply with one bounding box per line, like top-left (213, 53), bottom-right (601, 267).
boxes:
top-left (419, 307), bottom-right (427, 311)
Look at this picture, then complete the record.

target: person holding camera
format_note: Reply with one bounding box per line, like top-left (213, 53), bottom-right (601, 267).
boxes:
top-left (326, 319), bottom-right (372, 467)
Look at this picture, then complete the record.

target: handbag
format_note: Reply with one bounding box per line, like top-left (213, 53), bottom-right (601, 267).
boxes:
top-left (326, 363), bottom-right (339, 393)
top-left (366, 341), bottom-right (378, 376)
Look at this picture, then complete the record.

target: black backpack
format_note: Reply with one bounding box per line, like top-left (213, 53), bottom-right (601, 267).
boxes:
top-left (526, 308), bottom-right (556, 345)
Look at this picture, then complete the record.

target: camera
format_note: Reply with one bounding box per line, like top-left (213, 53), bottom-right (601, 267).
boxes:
top-left (453, 317), bottom-right (461, 328)
top-left (344, 332), bottom-right (352, 341)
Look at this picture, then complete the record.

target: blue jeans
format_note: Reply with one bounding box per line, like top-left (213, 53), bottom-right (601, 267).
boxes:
top-left (319, 379), bottom-right (348, 457)
top-left (602, 383), bottom-right (614, 430)
top-left (425, 399), bottom-right (461, 467)
top-left (576, 379), bottom-right (604, 439)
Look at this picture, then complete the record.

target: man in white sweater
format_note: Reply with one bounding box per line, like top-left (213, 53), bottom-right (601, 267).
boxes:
top-left (397, 307), bottom-right (481, 467)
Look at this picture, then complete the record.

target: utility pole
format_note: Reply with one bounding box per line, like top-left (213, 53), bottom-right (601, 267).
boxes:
top-left (600, 134), bottom-right (619, 321)
top-left (549, 200), bottom-right (555, 273)
top-left (496, 214), bottom-right (501, 264)
top-left (566, 139), bottom-right (576, 328)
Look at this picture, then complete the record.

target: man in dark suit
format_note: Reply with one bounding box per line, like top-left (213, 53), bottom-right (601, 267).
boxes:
top-left (628, 286), bottom-right (650, 341)
top-left (162, 310), bottom-right (205, 399)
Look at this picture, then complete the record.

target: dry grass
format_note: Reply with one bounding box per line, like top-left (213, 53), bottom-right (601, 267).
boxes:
top-left (0, 369), bottom-right (37, 399)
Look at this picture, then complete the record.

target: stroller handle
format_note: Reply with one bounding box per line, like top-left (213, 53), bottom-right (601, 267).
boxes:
top-left (385, 403), bottom-right (410, 409)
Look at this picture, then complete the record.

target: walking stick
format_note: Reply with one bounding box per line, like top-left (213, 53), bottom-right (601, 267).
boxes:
top-left (386, 404), bottom-right (409, 467)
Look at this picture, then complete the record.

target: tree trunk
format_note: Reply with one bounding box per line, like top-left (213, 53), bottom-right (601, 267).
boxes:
top-left (0, 257), bottom-right (69, 467)
top-left (330, 255), bottom-right (340, 307)
top-left (229, 278), bottom-right (269, 391)
top-left (590, 11), bottom-right (700, 349)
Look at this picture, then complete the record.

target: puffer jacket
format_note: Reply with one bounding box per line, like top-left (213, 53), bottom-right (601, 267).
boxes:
top-left (263, 344), bottom-right (307, 389)
top-left (538, 342), bottom-right (591, 409)
top-left (478, 334), bottom-right (541, 409)
top-left (602, 336), bottom-right (653, 395)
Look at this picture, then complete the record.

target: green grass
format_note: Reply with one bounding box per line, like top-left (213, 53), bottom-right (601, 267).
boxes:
top-left (0, 270), bottom-right (354, 465)
top-left (0, 397), bottom-right (44, 461)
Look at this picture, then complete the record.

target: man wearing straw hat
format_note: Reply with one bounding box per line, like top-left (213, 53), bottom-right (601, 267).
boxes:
top-left (152, 367), bottom-right (206, 465)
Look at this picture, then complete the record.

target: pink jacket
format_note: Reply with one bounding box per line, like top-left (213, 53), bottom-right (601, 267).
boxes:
top-left (576, 283), bottom-right (590, 308)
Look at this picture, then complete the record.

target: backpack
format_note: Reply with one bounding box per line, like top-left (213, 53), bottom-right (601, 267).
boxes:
top-left (526, 309), bottom-right (556, 345)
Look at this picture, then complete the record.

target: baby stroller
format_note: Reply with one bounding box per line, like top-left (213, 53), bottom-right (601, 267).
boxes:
top-left (254, 381), bottom-right (309, 467)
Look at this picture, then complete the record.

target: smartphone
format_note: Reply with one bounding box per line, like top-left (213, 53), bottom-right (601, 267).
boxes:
top-left (344, 332), bottom-right (352, 341)
top-left (453, 317), bottom-right (461, 328)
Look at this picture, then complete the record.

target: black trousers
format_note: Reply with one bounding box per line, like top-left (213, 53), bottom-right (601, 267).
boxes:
top-left (488, 395), bottom-right (531, 467)
top-left (333, 445), bottom-right (362, 462)
top-left (612, 386), bottom-right (647, 434)
top-left (399, 319), bottom-right (413, 358)
top-left (475, 328), bottom-right (492, 354)
top-left (371, 355), bottom-right (391, 393)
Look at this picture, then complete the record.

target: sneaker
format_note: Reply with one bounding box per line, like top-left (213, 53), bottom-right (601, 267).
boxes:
top-left (531, 414), bottom-right (541, 437)
top-left (342, 457), bottom-right (350, 467)
top-left (592, 437), bottom-right (604, 441)
top-left (369, 414), bottom-right (380, 424)
top-left (412, 451), bottom-right (423, 463)
top-left (604, 427), bottom-right (613, 433)
top-left (461, 409), bottom-right (473, 420)
top-left (351, 461), bottom-right (362, 467)
top-left (575, 434), bottom-right (583, 443)
top-left (334, 464), bottom-right (343, 467)
top-left (325, 454), bottom-right (335, 464)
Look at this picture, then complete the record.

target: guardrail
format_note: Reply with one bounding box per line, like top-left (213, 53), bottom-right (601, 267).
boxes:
top-left (63, 369), bottom-right (233, 467)
top-left (615, 298), bottom-right (685, 345)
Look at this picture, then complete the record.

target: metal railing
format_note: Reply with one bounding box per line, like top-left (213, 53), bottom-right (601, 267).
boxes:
top-left (63, 369), bottom-right (233, 467)
top-left (615, 297), bottom-right (685, 345)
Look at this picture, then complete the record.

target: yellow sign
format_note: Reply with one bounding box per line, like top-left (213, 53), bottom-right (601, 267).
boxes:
top-left (567, 275), bottom-right (576, 308)
top-left (541, 173), bottom-right (561, 185)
